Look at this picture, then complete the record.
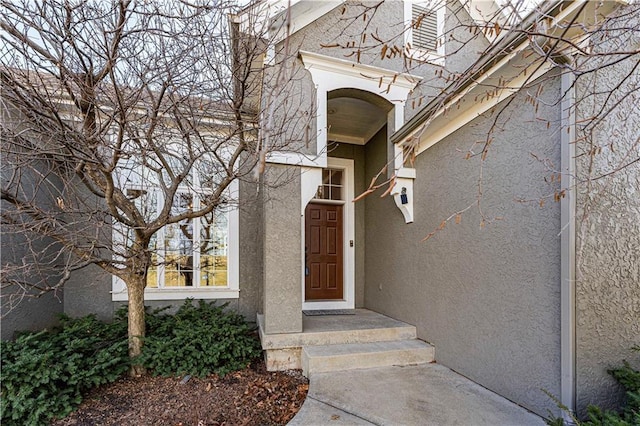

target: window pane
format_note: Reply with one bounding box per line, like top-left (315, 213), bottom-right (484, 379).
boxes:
top-left (140, 189), bottom-right (158, 222)
top-left (323, 185), bottom-right (331, 199)
top-left (164, 193), bottom-right (195, 287)
top-left (199, 209), bottom-right (228, 287)
top-left (163, 222), bottom-right (194, 287)
top-left (331, 186), bottom-right (342, 201)
top-left (322, 169), bottom-right (330, 184)
top-left (315, 185), bottom-right (326, 200)
top-left (314, 168), bottom-right (344, 200)
top-left (147, 237), bottom-right (159, 288)
top-left (330, 169), bottom-right (343, 185)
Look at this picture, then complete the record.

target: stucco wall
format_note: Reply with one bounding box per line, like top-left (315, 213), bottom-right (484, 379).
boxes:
top-left (237, 178), bottom-right (264, 319)
top-left (574, 5), bottom-right (640, 414)
top-left (1, 97), bottom-right (65, 339)
top-left (63, 265), bottom-right (114, 320)
top-left (1, 292), bottom-right (63, 340)
top-left (1, 230), bottom-right (64, 339)
top-left (287, 1), bottom-right (406, 70)
top-left (262, 165), bottom-right (303, 333)
top-left (364, 73), bottom-right (564, 416)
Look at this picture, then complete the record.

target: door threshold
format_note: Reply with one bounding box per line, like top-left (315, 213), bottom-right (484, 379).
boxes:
top-left (303, 309), bottom-right (356, 316)
top-left (302, 300), bottom-right (354, 311)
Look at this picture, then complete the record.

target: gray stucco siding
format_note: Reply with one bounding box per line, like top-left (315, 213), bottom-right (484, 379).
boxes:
top-left (287, 1), bottom-right (406, 71)
top-left (0, 234), bottom-right (64, 339)
top-left (63, 265), bottom-right (114, 320)
top-left (1, 98), bottom-right (66, 338)
top-left (573, 6), bottom-right (640, 414)
top-left (237, 177), bottom-right (264, 320)
top-left (261, 165), bottom-right (303, 333)
top-left (1, 202), bottom-right (67, 339)
top-left (364, 72), bottom-right (564, 417)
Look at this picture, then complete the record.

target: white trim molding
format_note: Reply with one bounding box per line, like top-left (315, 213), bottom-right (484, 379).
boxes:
top-left (267, 151), bottom-right (326, 168)
top-left (301, 157), bottom-right (356, 311)
top-left (299, 51), bottom-right (422, 91)
top-left (112, 287), bottom-right (240, 302)
top-left (292, 51), bottom-right (421, 170)
top-left (268, 1), bottom-right (344, 43)
top-left (301, 166), bottom-right (323, 211)
top-left (399, 48), bottom-right (555, 156)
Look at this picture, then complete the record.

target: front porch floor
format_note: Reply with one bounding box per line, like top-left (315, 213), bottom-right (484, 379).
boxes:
top-left (257, 309), bottom-right (430, 372)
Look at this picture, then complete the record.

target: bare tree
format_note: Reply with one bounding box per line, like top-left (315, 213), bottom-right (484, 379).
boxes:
top-left (0, 0), bottom-right (309, 372)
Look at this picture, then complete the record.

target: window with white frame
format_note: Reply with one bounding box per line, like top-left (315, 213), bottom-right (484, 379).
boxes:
top-left (405, 1), bottom-right (445, 64)
top-left (111, 140), bottom-right (239, 301)
top-left (315, 168), bottom-right (344, 201)
top-left (145, 190), bottom-right (233, 290)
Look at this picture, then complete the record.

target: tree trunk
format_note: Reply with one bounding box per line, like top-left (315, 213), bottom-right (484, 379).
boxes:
top-left (127, 277), bottom-right (146, 376)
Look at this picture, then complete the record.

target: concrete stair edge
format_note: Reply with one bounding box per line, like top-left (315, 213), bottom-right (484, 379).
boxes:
top-left (258, 314), bottom-right (418, 350)
top-left (302, 339), bottom-right (435, 377)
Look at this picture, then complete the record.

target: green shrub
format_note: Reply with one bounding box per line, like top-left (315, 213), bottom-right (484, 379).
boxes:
top-left (547, 347), bottom-right (640, 426)
top-left (1, 300), bottom-right (262, 425)
top-left (580, 358), bottom-right (640, 426)
top-left (0, 315), bottom-right (129, 426)
top-left (138, 299), bottom-right (262, 377)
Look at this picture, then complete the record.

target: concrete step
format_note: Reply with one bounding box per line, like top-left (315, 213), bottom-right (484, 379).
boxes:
top-left (302, 339), bottom-right (435, 377)
top-left (258, 313), bottom-right (417, 350)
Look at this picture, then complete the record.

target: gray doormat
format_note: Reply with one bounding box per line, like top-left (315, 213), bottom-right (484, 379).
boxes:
top-left (303, 309), bottom-right (356, 316)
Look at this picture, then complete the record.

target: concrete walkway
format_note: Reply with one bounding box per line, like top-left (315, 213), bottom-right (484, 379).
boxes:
top-left (289, 363), bottom-right (546, 426)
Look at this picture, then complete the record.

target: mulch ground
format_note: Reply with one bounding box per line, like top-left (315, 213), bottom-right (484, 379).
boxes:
top-left (51, 360), bottom-right (309, 426)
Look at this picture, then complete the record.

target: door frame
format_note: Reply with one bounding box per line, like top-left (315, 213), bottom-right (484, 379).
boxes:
top-left (302, 157), bottom-right (355, 311)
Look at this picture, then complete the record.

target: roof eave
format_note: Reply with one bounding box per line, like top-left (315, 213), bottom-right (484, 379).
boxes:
top-left (391, 0), bottom-right (624, 147)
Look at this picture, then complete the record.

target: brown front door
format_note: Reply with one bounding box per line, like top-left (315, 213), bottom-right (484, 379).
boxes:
top-left (305, 203), bottom-right (343, 300)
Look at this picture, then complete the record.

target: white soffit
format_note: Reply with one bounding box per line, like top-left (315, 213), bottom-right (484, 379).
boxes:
top-left (327, 97), bottom-right (388, 144)
top-left (269, 0), bottom-right (345, 41)
top-left (237, 0), bottom-right (343, 40)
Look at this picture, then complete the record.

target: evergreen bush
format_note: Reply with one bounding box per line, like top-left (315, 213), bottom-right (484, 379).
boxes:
top-left (139, 299), bottom-right (262, 377)
top-left (1, 299), bottom-right (262, 425)
top-left (547, 346), bottom-right (640, 426)
top-left (0, 315), bottom-right (129, 426)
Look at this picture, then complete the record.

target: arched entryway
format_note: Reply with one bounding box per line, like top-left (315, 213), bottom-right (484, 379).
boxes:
top-left (302, 89), bottom-right (393, 310)
top-left (297, 51), bottom-right (421, 311)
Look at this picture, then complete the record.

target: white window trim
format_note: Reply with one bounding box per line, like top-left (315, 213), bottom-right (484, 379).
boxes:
top-left (301, 157), bottom-right (355, 311)
top-left (404, 0), bottom-right (445, 65)
top-left (111, 179), bottom-right (240, 301)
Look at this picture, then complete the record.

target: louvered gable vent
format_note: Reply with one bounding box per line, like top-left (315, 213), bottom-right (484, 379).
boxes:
top-left (412, 5), bottom-right (438, 51)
